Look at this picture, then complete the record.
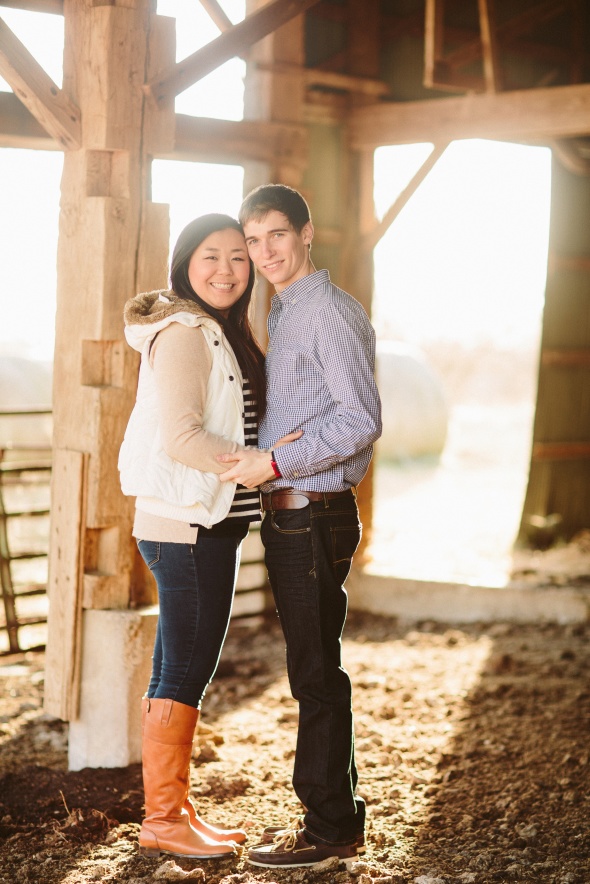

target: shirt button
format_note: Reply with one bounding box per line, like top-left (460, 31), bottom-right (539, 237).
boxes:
top-left (229, 375), bottom-right (234, 381)
top-left (213, 340), bottom-right (219, 346)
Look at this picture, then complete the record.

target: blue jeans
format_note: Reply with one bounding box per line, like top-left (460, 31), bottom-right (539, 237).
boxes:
top-left (138, 523), bottom-right (249, 709)
top-left (261, 489), bottom-right (365, 844)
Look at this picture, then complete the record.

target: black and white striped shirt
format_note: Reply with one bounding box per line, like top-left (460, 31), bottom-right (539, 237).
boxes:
top-left (226, 374), bottom-right (261, 522)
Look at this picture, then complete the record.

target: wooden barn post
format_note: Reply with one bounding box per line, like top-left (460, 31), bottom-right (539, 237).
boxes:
top-left (44, 0), bottom-right (174, 769)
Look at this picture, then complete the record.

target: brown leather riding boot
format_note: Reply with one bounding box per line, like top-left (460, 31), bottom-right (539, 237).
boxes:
top-left (185, 794), bottom-right (247, 846)
top-left (141, 696), bottom-right (246, 846)
top-left (139, 697), bottom-right (236, 859)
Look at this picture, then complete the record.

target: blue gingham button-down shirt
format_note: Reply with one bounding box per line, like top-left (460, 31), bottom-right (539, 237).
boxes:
top-left (259, 270), bottom-right (382, 492)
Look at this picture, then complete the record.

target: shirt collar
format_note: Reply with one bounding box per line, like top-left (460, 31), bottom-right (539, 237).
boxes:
top-left (271, 269), bottom-right (330, 308)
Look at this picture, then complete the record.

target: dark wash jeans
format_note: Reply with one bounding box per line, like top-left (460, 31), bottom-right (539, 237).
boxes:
top-left (137, 523), bottom-right (248, 709)
top-left (261, 489), bottom-right (365, 845)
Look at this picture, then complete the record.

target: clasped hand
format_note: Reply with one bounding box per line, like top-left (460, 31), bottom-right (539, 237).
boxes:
top-left (216, 430), bottom-right (303, 488)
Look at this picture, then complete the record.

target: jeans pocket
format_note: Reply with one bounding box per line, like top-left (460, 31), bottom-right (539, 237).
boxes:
top-left (137, 539), bottom-right (160, 569)
top-left (270, 509), bottom-right (311, 535)
top-left (330, 525), bottom-right (360, 584)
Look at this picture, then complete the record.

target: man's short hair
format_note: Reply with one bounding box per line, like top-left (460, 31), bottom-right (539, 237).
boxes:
top-left (239, 184), bottom-right (311, 233)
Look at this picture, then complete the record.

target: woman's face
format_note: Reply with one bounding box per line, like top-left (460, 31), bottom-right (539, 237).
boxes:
top-left (187, 228), bottom-right (251, 317)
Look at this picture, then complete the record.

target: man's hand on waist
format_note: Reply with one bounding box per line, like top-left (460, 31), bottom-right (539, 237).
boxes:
top-left (217, 430), bottom-right (302, 488)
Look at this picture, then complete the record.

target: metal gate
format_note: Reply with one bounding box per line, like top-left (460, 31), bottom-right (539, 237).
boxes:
top-left (0, 407), bottom-right (52, 655)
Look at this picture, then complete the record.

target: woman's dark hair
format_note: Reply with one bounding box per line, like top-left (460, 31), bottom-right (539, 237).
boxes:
top-left (170, 213), bottom-right (266, 419)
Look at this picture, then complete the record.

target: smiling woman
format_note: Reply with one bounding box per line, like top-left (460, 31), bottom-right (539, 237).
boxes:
top-left (187, 227), bottom-right (251, 317)
top-left (0, 3), bottom-right (247, 360)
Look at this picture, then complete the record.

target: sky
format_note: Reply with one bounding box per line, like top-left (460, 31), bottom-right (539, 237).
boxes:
top-left (0, 3), bottom-right (551, 360)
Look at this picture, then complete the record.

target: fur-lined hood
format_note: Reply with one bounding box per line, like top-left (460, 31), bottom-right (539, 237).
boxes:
top-left (124, 289), bottom-right (221, 353)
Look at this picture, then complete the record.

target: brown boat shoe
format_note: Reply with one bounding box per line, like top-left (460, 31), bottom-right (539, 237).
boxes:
top-left (247, 827), bottom-right (358, 869)
top-left (260, 817), bottom-right (366, 854)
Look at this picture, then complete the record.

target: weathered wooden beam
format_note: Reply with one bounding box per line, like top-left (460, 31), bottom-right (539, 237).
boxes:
top-left (350, 83), bottom-right (590, 149)
top-left (0, 90), bottom-right (58, 148)
top-left (0, 99), bottom-right (308, 164)
top-left (0, 17), bottom-right (80, 149)
top-left (424, 0), bottom-right (445, 89)
top-left (165, 113), bottom-right (307, 165)
top-left (478, 0), bottom-right (502, 93)
top-left (362, 144), bottom-right (448, 252)
top-left (0, 0), bottom-right (62, 12)
top-left (256, 61), bottom-right (390, 97)
top-left (198, 0), bottom-right (232, 32)
top-left (146, 0), bottom-right (323, 105)
top-left (44, 449), bottom-right (87, 720)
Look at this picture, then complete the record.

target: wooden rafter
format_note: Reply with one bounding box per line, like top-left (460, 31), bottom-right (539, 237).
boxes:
top-left (0, 1), bottom-right (62, 12)
top-left (350, 83), bottom-right (590, 149)
top-left (361, 144), bottom-right (448, 252)
top-left (198, 0), bottom-right (232, 32)
top-left (0, 90), bottom-right (57, 148)
top-left (423, 0), bottom-right (490, 93)
top-left (255, 61), bottom-right (390, 97)
top-left (0, 17), bottom-right (80, 149)
top-left (478, 0), bottom-right (502, 93)
top-left (445, 0), bottom-right (569, 70)
top-left (171, 113), bottom-right (307, 166)
top-left (146, 0), bottom-right (323, 105)
top-left (0, 93), bottom-right (309, 165)
top-left (426, 0), bottom-right (582, 94)
top-left (424, 0), bottom-right (444, 89)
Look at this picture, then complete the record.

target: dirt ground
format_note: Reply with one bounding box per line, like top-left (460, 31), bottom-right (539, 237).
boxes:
top-left (1, 556), bottom-right (590, 884)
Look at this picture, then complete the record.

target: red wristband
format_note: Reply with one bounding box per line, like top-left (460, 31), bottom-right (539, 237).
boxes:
top-left (270, 450), bottom-right (282, 478)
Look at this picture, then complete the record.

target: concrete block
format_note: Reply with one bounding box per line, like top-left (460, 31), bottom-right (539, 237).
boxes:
top-left (68, 606), bottom-right (158, 771)
top-left (347, 568), bottom-right (590, 625)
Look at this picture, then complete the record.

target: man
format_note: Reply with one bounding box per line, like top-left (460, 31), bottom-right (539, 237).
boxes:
top-left (217, 184), bottom-right (381, 869)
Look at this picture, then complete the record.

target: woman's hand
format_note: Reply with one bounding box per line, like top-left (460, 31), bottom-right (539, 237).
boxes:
top-left (274, 429), bottom-right (303, 448)
top-left (216, 430), bottom-right (303, 487)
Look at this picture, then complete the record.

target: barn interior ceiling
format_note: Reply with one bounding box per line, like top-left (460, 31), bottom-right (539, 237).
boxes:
top-left (1, 0), bottom-right (589, 156)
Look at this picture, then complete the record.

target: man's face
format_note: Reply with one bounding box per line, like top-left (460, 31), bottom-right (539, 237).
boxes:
top-left (243, 210), bottom-right (313, 292)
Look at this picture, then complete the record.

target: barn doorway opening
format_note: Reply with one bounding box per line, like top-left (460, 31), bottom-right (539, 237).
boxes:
top-left (370, 139), bottom-right (552, 587)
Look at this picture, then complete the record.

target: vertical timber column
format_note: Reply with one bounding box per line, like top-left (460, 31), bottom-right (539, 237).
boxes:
top-left (45, 0), bottom-right (173, 769)
top-left (340, 0), bottom-right (382, 558)
top-left (244, 0), bottom-right (308, 343)
top-left (518, 152), bottom-right (590, 544)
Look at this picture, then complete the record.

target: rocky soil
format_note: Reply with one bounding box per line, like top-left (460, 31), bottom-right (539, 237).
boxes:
top-left (1, 600), bottom-right (589, 884)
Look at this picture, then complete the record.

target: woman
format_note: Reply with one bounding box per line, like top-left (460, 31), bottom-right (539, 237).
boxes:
top-left (119, 214), bottom-right (298, 860)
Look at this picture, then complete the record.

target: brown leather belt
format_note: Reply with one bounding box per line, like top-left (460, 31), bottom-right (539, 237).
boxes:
top-left (261, 488), bottom-right (353, 511)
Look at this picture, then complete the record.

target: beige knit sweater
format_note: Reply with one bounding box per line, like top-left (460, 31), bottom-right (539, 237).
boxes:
top-left (133, 321), bottom-right (245, 544)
